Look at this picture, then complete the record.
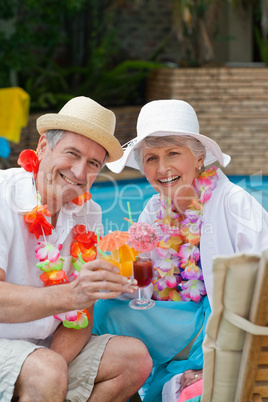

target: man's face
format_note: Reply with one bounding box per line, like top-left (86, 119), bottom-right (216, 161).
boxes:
top-left (37, 131), bottom-right (107, 207)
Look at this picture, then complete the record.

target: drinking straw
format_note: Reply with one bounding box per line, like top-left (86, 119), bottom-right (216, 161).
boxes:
top-left (127, 201), bottom-right (133, 226)
top-left (96, 227), bottom-right (101, 243)
top-left (78, 253), bottom-right (85, 265)
top-left (96, 228), bottom-right (108, 258)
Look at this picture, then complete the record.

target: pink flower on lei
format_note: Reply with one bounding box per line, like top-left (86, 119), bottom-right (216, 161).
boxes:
top-left (180, 280), bottom-right (206, 302)
top-left (181, 204), bottom-right (203, 227)
top-left (156, 197), bottom-right (180, 221)
top-left (155, 274), bottom-right (177, 291)
top-left (165, 275), bottom-right (177, 288)
top-left (35, 242), bottom-right (63, 262)
top-left (156, 247), bottom-right (178, 259)
top-left (154, 248), bottom-right (180, 273)
top-left (54, 309), bottom-right (89, 329)
top-left (194, 168), bottom-right (218, 203)
top-left (181, 258), bottom-right (203, 280)
top-left (178, 243), bottom-right (200, 264)
top-left (154, 258), bottom-right (173, 273)
top-left (157, 223), bottom-right (181, 240)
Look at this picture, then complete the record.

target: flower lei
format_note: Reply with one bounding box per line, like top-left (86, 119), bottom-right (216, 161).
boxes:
top-left (18, 149), bottom-right (97, 329)
top-left (152, 167), bottom-right (219, 303)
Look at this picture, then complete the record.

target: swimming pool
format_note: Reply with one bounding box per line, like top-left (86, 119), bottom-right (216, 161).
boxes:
top-left (90, 174), bottom-right (268, 234)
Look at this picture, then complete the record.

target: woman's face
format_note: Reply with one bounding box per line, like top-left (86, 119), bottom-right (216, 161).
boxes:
top-left (142, 144), bottom-right (203, 210)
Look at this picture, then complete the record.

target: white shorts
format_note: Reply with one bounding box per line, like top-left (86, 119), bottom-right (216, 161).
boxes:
top-left (0, 334), bottom-right (114, 402)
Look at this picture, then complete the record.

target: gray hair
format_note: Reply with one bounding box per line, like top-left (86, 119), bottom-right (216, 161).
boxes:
top-left (133, 135), bottom-right (206, 174)
top-left (45, 129), bottom-right (64, 149)
top-left (44, 129), bottom-right (108, 168)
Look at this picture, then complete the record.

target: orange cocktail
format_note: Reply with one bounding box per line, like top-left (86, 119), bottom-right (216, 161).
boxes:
top-left (101, 244), bottom-right (137, 278)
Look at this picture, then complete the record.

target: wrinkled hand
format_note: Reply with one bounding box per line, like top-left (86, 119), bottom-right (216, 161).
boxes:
top-left (70, 259), bottom-right (138, 310)
top-left (180, 369), bottom-right (203, 391)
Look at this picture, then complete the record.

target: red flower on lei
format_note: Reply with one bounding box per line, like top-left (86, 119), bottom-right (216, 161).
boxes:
top-left (24, 205), bottom-right (54, 239)
top-left (17, 150), bottom-right (39, 178)
top-left (72, 191), bottom-right (91, 205)
top-left (71, 225), bottom-right (98, 262)
top-left (40, 269), bottom-right (69, 286)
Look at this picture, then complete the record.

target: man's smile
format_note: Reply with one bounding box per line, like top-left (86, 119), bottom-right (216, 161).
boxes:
top-left (60, 173), bottom-right (82, 186)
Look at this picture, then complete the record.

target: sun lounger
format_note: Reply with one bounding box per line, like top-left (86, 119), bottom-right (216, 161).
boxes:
top-left (201, 250), bottom-right (268, 401)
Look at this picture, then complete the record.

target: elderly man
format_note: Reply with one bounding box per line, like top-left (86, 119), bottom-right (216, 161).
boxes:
top-left (0, 97), bottom-right (152, 401)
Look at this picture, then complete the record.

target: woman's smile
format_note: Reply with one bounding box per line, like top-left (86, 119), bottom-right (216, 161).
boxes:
top-left (158, 175), bottom-right (181, 185)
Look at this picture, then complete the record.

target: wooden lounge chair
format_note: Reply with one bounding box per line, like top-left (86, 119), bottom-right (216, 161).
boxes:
top-left (201, 250), bottom-right (268, 402)
top-left (131, 250), bottom-right (268, 402)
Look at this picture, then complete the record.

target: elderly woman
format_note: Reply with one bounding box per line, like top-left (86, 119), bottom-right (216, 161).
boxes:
top-left (93, 100), bottom-right (268, 402)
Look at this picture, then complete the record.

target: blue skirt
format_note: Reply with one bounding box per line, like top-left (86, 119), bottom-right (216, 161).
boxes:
top-left (93, 296), bottom-right (211, 402)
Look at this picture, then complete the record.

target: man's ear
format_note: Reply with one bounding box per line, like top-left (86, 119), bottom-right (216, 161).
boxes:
top-left (37, 134), bottom-right (49, 160)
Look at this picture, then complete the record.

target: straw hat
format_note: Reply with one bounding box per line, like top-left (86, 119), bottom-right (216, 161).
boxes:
top-left (107, 99), bottom-right (231, 173)
top-left (36, 96), bottom-right (123, 162)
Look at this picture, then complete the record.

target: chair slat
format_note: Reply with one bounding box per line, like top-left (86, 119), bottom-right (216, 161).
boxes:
top-left (256, 367), bottom-right (268, 381)
top-left (259, 351), bottom-right (268, 365)
top-left (263, 337), bottom-right (268, 347)
top-left (253, 384), bottom-right (268, 398)
top-left (252, 395), bottom-right (262, 402)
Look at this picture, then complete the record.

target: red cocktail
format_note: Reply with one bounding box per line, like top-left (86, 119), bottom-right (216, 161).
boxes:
top-left (129, 256), bottom-right (155, 310)
top-left (133, 258), bottom-right (153, 287)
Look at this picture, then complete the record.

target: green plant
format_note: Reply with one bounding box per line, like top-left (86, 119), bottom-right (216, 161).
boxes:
top-left (78, 60), bottom-right (166, 106)
top-left (0, 0), bottom-right (165, 110)
top-left (255, 26), bottom-right (268, 65)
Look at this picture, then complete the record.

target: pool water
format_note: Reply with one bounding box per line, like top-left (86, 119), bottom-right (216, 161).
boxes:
top-left (90, 175), bottom-right (268, 234)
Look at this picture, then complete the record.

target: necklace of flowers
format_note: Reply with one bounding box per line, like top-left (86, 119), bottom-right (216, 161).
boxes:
top-left (153, 167), bottom-right (219, 303)
top-left (18, 149), bottom-right (97, 329)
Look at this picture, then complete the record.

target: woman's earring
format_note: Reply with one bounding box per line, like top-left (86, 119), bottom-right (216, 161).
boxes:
top-left (199, 166), bottom-right (202, 170)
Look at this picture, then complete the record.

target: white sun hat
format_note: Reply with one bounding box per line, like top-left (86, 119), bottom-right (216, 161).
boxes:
top-left (37, 96), bottom-right (123, 163)
top-left (107, 99), bottom-right (231, 173)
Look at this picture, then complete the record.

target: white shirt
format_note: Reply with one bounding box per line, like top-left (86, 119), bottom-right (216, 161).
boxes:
top-left (0, 168), bottom-right (102, 343)
top-left (139, 169), bottom-right (268, 305)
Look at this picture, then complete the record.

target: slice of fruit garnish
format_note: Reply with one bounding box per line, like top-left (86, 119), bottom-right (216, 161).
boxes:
top-left (111, 244), bottom-right (138, 262)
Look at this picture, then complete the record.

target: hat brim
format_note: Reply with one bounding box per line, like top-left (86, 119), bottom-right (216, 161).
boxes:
top-left (37, 114), bottom-right (123, 163)
top-left (107, 130), bottom-right (231, 173)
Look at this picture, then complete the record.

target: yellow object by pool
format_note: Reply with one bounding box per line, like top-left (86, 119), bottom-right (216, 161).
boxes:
top-left (0, 87), bottom-right (30, 143)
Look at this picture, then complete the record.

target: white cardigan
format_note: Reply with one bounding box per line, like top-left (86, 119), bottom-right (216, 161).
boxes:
top-left (139, 169), bottom-right (268, 305)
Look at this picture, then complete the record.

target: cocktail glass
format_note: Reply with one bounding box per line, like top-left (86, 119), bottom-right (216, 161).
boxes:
top-left (129, 256), bottom-right (155, 310)
top-left (99, 244), bottom-right (136, 278)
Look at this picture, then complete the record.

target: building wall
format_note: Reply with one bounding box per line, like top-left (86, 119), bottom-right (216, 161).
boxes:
top-left (146, 67), bottom-right (268, 176)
